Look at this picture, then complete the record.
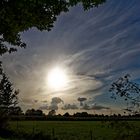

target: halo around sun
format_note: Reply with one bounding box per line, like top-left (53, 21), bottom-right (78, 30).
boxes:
top-left (47, 67), bottom-right (68, 90)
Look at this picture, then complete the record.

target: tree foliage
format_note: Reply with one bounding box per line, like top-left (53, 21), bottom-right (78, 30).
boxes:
top-left (0, 64), bottom-right (19, 128)
top-left (9, 106), bottom-right (23, 115)
top-left (25, 109), bottom-right (45, 116)
top-left (0, 64), bottom-right (19, 114)
top-left (0, 0), bottom-right (106, 55)
top-left (109, 74), bottom-right (140, 114)
top-left (48, 110), bottom-right (56, 116)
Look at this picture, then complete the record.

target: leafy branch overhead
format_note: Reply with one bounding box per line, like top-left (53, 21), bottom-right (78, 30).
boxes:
top-left (0, 0), bottom-right (106, 55)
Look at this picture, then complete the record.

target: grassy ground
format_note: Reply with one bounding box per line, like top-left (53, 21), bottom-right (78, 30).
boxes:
top-left (6, 121), bottom-right (140, 140)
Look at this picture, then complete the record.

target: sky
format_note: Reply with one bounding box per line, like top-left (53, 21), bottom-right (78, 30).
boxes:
top-left (2, 0), bottom-right (140, 114)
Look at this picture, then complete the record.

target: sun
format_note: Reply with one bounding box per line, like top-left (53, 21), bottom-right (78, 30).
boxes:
top-left (47, 67), bottom-right (68, 90)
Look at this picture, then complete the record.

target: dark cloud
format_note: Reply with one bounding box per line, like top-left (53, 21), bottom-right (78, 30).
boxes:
top-left (62, 104), bottom-right (78, 110)
top-left (82, 104), bottom-right (91, 110)
top-left (39, 97), bottom-right (63, 110)
top-left (77, 97), bottom-right (87, 106)
top-left (34, 100), bottom-right (38, 103)
top-left (51, 97), bottom-right (63, 104)
top-left (49, 97), bottom-right (63, 110)
top-left (49, 104), bottom-right (58, 110)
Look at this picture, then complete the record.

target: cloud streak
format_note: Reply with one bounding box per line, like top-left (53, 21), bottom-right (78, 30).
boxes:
top-left (62, 104), bottom-right (78, 110)
top-left (2, 0), bottom-right (140, 112)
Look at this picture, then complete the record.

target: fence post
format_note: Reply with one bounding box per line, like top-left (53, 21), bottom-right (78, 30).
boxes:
top-left (32, 120), bottom-right (35, 134)
top-left (90, 130), bottom-right (93, 140)
top-left (16, 120), bottom-right (19, 131)
top-left (52, 128), bottom-right (55, 138)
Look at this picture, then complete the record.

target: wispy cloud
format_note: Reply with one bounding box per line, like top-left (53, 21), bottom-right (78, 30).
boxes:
top-left (2, 0), bottom-right (140, 112)
top-left (62, 104), bottom-right (78, 110)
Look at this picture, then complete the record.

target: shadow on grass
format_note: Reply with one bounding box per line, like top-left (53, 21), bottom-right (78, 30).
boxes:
top-left (0, 128), bottom-right (58, 140)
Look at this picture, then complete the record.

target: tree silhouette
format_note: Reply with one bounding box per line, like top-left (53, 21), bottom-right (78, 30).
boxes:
top-left (25, 109), bottom-right (45, 116)
top-left (63, 112), bottom-right (70, 117)
top-left (0, 64), bottom-right (19, 128)
top-left (0, 73), bottom-right (19, 113)
top-left (48, 110), bottom-right (56, 116)
top-left (8, 106), bottom-right (23, 116)
top-left (0, 0), bottom-right (106, 55)
top-left (109, 74), bottom-right (140, 114)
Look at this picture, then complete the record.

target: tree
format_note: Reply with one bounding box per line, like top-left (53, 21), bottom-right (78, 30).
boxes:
top-left (48, 110), bottom-right (56, 116)
top-left (0, 0), bottom-right (106, 55)
top-left (63, 112), bottom-right (70, 117)
top-left (0, 72), bottom-right (19, 114)
top-left (9, 106), bottom-right (23, 116)
top-left (0, 64), bottom-right (19, 128)
top-left (25, 109), bottom-right (45, 116)
top-left (109, 74), bottom-right (140, 114)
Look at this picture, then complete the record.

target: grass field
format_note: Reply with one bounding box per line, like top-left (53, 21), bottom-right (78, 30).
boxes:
top-left (5, 121), bottom-right (140, 140)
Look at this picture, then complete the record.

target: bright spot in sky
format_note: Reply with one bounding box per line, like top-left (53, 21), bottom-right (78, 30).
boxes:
top-left (47, 67), bottom-right (68, 90)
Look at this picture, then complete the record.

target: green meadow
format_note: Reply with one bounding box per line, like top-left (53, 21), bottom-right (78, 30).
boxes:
top-left (3, 121), bottom-right (139, 140)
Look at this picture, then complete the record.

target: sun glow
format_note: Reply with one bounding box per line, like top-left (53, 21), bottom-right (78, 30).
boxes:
top-left (47, 67), bottom-right (68, 90)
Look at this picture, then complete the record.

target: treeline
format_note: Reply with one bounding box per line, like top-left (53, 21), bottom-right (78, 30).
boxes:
top-left (10, 108), bottom-right (140, 121)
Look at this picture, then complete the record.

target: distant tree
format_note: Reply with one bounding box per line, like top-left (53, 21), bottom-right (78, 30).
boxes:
top-left (9, 106), bottom-right (23, 116)
top-left (117, 114), bottom-right (121, 117)
top-left (63, 112), bottom-right (70, 117)
top-left (0, 0), bottom-right (106, 55)
top-left (57, 114), bottom-right (62, 117)
top-left (109, 74), bottom-right (140, 114)
top-left (73, 112), bottom-right (89, 117)
top-left (35, 109), bottom-right (45, 116)
top-left (25, 109), bottom-right (45, 116)
top-left (25, 109), bottom-right (35, 116)
top-left (81, 112), bottom-right (89, 117)
top-left (48, 110), bottom-right (56, 116)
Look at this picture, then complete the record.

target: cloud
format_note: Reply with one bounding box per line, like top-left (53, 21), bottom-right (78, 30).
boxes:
top-left (39, 97), bottom-right (64, 110)
top-left (51, 97), bottom-right (64, 104)
top-left (82, 103), bottom-right (110, 110)
top-left (22, 98), bottom-right (38, 105)
top-left (34, 100), bottom-right (38, 103)
top-left (48, 104), bottom-right (59, 110)
top-left (62, 104), bottom-right (78, 110)
top-left (39, 104), bottom-right (49, 110)
top-left (42, 100), bottom-right (47, 103)
top-left (82, 104), bottom-right (91, 110)
top-left (91, 104), bottom-right (110, 110)
top-left (2, 0), bottom-right (140, 112)
top-left (49, 97), bottom-right (64, 110)
top-left (77, 97), bottom-right (87, 106)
